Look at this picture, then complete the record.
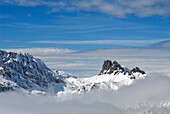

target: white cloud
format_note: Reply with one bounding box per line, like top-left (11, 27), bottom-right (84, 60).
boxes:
top-left (66, 26), bottom-right (155, 33)
top-left (4, 48), bottom-right (76, 56)
top-left (1, 0), bottom-right (170, 18)
top-left (0, 74), bottom-right (169, 114)
top-left (29, 39), bottom-right (164, 47)
top-left (0, 40), bottom-right (20, 42)
top-left (153, 40), bottom-right (170, 48)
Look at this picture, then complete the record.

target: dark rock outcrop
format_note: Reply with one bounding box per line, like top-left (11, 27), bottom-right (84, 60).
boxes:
top-left (99, 60), bottom-right (146, 78)
top-left (99, 60), bottom-right (126, 75)
top-left (129, 67), bottom-right (145, 75)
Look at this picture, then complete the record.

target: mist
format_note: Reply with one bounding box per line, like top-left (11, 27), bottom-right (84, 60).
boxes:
top-left (0, 74), bottom-right (169, 114)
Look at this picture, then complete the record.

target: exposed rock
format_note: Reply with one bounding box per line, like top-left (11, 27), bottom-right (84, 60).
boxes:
top-left (99, 60), bottom-right (112, 75)
top-left (129, 67), bottom-right (145, 75)
top-left (99, 60), bottom-right (126, 75)
top-left (99, 60), bottom-right (146, 79)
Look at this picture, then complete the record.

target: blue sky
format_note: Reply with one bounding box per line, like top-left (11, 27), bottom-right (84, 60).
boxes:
top-left (0, 0), bottom-right (170, 50)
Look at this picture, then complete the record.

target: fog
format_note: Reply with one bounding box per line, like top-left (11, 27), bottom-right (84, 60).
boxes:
top-left (0, 74), bottom-right (169, 114)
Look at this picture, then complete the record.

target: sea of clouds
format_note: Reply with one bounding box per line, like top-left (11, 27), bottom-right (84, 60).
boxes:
top-left (0, 74), bottom-right (169, 114)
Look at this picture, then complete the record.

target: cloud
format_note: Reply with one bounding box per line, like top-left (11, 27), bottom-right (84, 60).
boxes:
top-left (4, 46), bottom-right (170, 78)
top-left (0, 74), bottom-right (169, 114)
top-left (0, 40), bottom-right (21, 42)
top-left (29, 39), bottom-right (164, 47)
top-left (152, 40), bottom-right (170, 48)
top-left (0, 0), bottom-right (58, 7)
top-left (66, 26), bottom-right (155, 33)
top-left (1, 0), bottom-right (170, 18)
top-left (0, 23), bottom-right (60, 29)
top-left (4, 48), bottom-right (76, 56)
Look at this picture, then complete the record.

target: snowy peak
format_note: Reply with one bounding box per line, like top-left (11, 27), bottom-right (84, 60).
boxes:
top-left (99, 60), bottom-right (145, 78)
top-left (61, 60), bottom-right (147, 95)
top-left (0, 50), bottom-right (64, 92)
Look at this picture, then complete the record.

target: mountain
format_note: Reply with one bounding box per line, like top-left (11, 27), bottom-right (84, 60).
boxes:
top-left (0, 50), bottom-right (66, 93)
top-left (61, 60), bottom-right (146, 95)
top-left (0, 50), bottom-right (147, 95)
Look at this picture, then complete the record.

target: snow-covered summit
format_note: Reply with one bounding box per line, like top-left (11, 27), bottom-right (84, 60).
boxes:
top-left (61, 60), bottom-right (147, 95)
top-left (0, 50), bottom-right (65, 93)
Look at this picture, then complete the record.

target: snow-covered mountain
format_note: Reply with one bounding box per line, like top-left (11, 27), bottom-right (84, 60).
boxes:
top-left (61, 60), bottom-right (146, 95)
top-left (0, 50), bottom-right (67, 94)
top-left (0, 50), bottom-right (147, 95)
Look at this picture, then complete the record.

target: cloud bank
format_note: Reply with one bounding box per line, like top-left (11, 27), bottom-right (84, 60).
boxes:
top-left (1, 0), bottom-right (170, 18)
top-left (0, 74), bottom-right (169, 114)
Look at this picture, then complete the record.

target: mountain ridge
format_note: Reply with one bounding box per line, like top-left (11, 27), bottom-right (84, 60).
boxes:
top-left (0, 50), bottom-right (147, 95)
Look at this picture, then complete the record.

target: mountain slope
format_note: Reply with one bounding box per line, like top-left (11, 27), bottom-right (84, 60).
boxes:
top-left (0, 50), bottom-right (66, 93)
top-left (60, 60), bottom-right (146, 95)
top-left (0, 50), bottom-right (147, 95)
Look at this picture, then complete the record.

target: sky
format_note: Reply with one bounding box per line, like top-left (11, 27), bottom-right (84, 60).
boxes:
top-left (0, 0), bottom-right (170, 50)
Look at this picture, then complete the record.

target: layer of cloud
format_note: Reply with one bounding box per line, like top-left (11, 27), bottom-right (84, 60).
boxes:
top-left (4, 46), bottom-right (170, 77)
top-left (152, 40), bottom-right (170, 48)
top-left (0, 74), bottom-right (169, 114)
top-left (1, 0), bottom-right (170, 18)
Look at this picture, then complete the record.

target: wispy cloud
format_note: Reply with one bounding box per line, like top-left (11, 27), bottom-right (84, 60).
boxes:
top-left (29, 39), bottom-right (165, 47)
top-left (5, 48), bottom-right (77, 55)
top-left (1, 0), bottom-right (170, 18)
top-left (67, 26), bottom-right (156, 33)
top-left (0, 23), bottom-right (59, 29)
top-left (1, 40), bottom-right (21, 43)
top-left (0, 22), bottom-right (106, 31)
top-left (0, 0), bottom-right (58, 7)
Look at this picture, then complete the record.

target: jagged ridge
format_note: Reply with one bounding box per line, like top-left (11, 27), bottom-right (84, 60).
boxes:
top-left (99, 60), bottom-right (145, 79)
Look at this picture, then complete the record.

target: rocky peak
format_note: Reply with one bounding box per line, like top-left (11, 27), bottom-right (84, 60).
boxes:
top-left (99, 60), bottom-right (146, 77)
top-left (129, 67), bottom-right (145, 75)
top-left (99, 60), bottom-right (124, 75)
